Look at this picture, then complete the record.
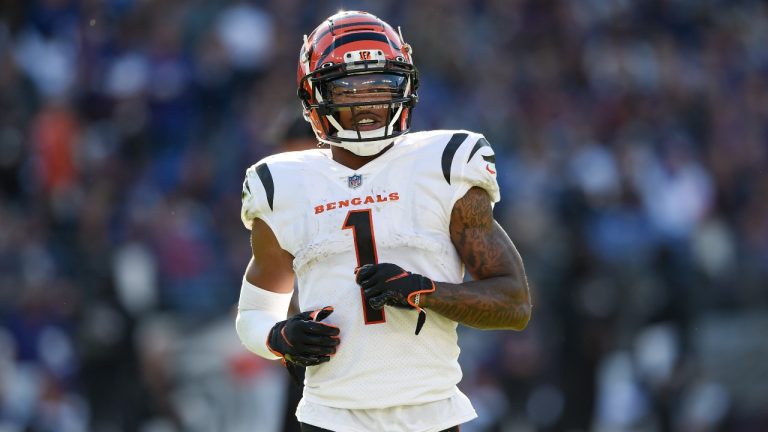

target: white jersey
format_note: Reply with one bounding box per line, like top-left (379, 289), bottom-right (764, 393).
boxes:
top-left (241, 130), bottom-right (499, 410)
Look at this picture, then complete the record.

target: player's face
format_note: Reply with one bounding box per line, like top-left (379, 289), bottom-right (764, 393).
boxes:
top-left (327, 74), bottom-right (405, 132)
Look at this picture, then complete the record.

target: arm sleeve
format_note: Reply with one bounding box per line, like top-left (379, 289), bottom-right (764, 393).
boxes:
top-left (235, 278), bottom-right (293, 360)
top-left (450, 134), bottom-right (501, 209)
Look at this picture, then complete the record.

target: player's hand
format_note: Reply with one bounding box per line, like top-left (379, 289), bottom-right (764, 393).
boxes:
top-left (267, 306), bottom-right (340, 367)
top-left (355, 263), bottom-right (436, 334)
top-left (355, 263), bottom-right (436, 310)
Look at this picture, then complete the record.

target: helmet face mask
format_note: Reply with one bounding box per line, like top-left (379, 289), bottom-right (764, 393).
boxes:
top-left (297, 12), bottom-right (419, 156)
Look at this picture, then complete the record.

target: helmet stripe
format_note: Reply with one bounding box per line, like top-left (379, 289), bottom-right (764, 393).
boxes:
top-left (315, 21), bottom-right (381, 40)
top-left (315, 32), bottom-right (399, 68)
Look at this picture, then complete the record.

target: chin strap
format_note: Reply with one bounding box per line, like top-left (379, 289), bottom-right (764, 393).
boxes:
top-left (332, 130), bottom-right (395, 156)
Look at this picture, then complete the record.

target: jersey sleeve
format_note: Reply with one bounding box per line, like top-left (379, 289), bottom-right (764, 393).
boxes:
top-left (241, 162), bottom-right (275, 230)
top-left (450, 134), bottom-right (501, 208)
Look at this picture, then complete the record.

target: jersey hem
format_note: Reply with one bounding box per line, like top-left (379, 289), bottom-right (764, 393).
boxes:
top-left (300, 387), bottom-right (458, 410)
top-left (298, 413), bottom-right (478, 432)
top-left (296, 390), bottom-right (478, 432)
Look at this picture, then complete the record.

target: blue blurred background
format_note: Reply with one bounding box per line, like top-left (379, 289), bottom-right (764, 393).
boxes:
top-left (1, 0), bottom-right (767, 431)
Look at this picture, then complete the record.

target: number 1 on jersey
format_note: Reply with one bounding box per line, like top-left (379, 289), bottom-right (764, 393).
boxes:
top-left (342, 209), bottom-right (386, 324)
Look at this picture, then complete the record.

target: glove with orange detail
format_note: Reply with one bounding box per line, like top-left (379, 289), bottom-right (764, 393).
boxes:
top-left (266, 306), bottom-right (340, 367)
top-left (355, 263), bottom-right (436, 335)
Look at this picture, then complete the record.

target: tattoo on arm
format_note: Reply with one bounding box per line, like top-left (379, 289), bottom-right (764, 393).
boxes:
top-left (425, 187), bottom-right (531, 330)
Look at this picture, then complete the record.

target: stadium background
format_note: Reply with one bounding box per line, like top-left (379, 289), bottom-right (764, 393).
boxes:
top-left (1, 0), bottom-right (767, 431)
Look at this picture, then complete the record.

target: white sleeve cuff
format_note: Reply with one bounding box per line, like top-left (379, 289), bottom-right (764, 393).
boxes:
top-left (235, 278), bottom-right (293, 360)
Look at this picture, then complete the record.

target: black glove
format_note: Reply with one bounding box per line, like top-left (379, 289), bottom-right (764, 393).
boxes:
top-left (267, 306), bottom-right (340, 367)
top-left (355, 263), bottom-right (436, 335)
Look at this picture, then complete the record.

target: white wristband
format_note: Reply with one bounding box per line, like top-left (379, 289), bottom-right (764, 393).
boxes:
top-left (234, 278), bottom-right (293, 360)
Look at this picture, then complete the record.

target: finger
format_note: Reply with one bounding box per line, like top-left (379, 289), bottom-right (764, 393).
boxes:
top-left (376, 263), bottom-right (402, 278)
top-left (359, 276), bottom-right (379, 289)
top-left (311, 306), bottom-right (334, 322)
top-left (301, 334), bottom-right (340, 347)
top-left (290, 354), bottom-right (331, 367)
top-left (355, 264), bottom-right (377, 283)
top-left (368, 294), bottom-right (389, 310)
top-left (371, 291), bottom-right (400, 310)
top-left (288, 353), bottom-right (325, 363)
top-left (294, 311), bottom-right (314, 321)
top-left (359, 269), bottom-right (388, 288)
top-left (295, 343), bottom-right (337, 356)
top-left (355, 263), bottom-right (375, 276)
top-left (303, 322), bottom-right (340, 336)
top-left (363, 285), bottom-right (382, 299)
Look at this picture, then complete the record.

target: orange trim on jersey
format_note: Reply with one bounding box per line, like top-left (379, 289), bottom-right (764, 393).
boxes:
top-left (366, 209), bottom-right (380, 265)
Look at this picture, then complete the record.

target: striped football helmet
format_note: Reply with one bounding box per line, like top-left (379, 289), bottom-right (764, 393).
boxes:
top-left (297, 11), bottom-right (419, 156)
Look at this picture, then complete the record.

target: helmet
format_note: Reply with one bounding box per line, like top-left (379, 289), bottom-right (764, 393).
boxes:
top-left (297, 11), bottom-right (419, 156)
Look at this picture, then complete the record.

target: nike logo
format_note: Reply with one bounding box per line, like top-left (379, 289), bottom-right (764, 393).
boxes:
top-left (486, 164), bottom-right (496, 174)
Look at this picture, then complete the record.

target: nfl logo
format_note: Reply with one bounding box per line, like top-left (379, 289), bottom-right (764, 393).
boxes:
top-left (348, 174), bottom-right (363, 189)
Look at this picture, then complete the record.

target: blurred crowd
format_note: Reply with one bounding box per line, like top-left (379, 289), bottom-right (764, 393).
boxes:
top-left (1, 0), bottom-right (767, 431)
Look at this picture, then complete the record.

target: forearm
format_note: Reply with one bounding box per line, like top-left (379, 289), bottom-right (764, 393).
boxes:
top-left (441, 187), bottom-right (532, 330)
top-left (235, 278), bottom-right (293, 359)
top-left (423, 275), bottom-right (531, 330)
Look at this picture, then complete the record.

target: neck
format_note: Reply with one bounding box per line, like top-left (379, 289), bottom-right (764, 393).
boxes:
top-left (331, 144), bottom-right (394, 170)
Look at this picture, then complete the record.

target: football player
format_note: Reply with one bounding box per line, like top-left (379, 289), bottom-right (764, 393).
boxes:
top-left (236, 11), bottom-right (532, 432)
